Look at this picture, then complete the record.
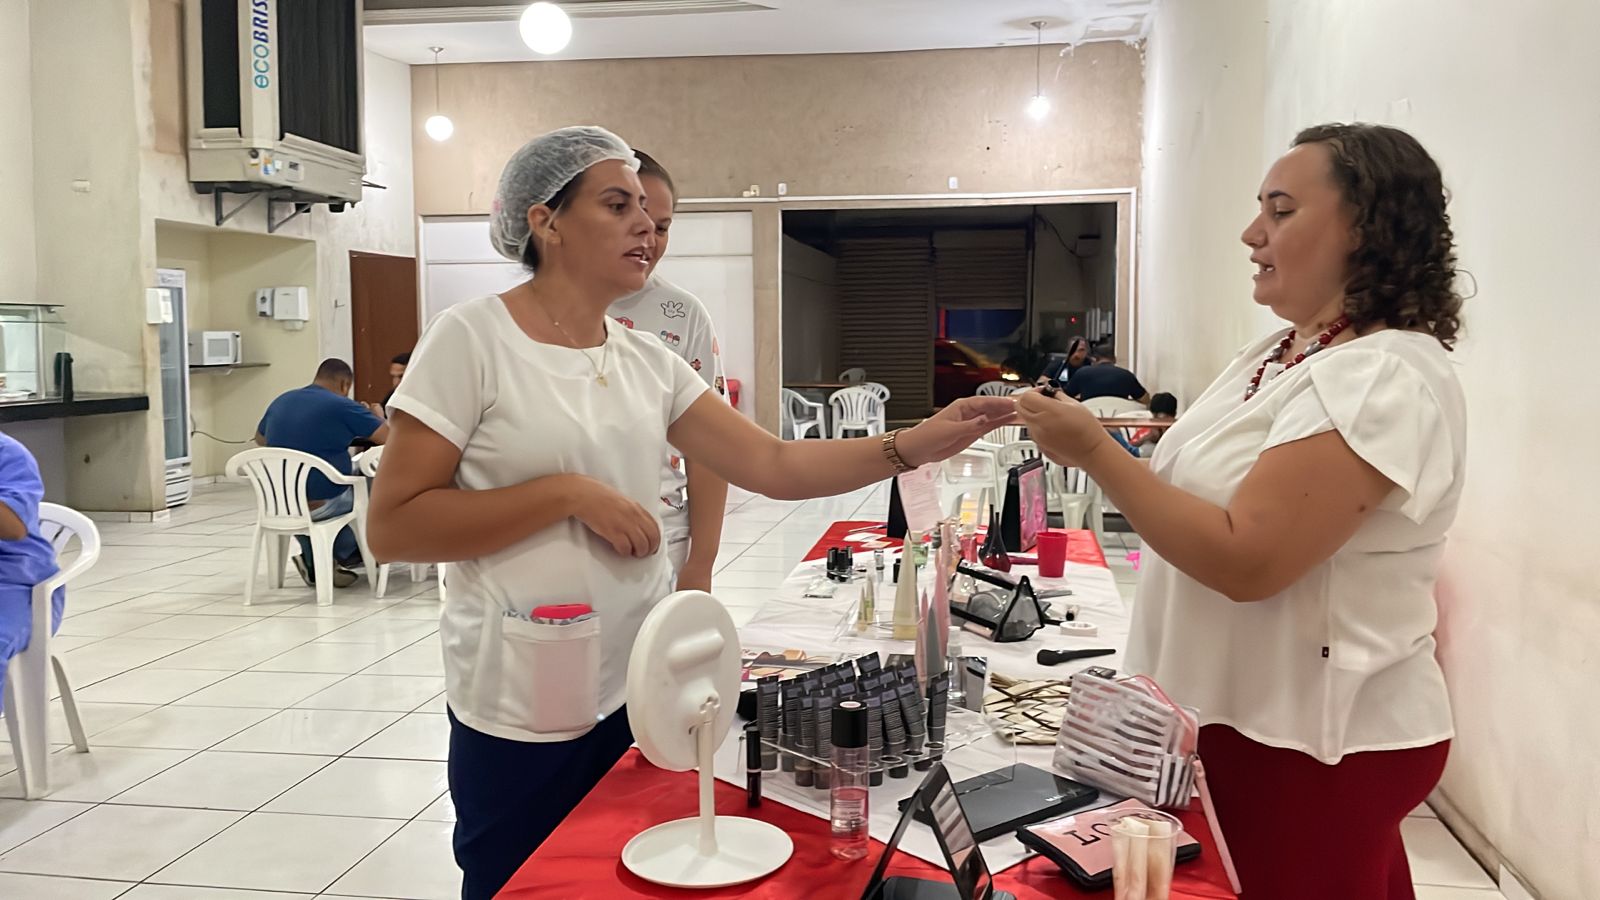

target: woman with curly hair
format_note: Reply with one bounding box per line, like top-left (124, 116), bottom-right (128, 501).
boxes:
top-left (1018, 123), bottom-right (1466, 899)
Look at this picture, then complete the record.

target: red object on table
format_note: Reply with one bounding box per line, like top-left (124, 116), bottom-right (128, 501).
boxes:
top-left (500, 749), bottom-right (1237, 899)
top-left (803, 521), bottom-right (1106, 570)
top-left (1036, 530), bottom-right (1069, 578)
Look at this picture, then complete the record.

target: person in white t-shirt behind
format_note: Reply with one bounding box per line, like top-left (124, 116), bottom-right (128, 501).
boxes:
top-left (607, 151), bottom-right (727, 591)
top-left (1018, 123), bottom-right (1466, 900)
top-left (368, 126), bottom-right (1015, 899)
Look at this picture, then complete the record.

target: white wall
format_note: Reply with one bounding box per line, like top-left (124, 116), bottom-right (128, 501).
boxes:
top-left (0, 0), bottom-right (36, 301)
top-left (780, 236), bottom-right (840, 383)
top-left (1141, 1), bottom-right (1600, 896)
top-left (1135, 0), bottom-right (1269, 404)
top-left (420, 213), bottom-right (758, 418)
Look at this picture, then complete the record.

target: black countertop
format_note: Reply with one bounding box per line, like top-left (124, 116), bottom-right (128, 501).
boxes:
top-left (0, 393), bottom-right (151, 424)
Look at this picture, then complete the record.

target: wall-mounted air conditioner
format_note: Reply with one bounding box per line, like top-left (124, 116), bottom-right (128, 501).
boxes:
top-left (184, 0), bottom-right (366, 205)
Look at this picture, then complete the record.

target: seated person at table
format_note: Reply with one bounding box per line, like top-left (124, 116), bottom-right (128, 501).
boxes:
top-left (1132, 392), bottom-right (1178, 457)
top-left (0, 434), bottom-right (65, 708)
top-left (255, 358), bottom-right (388, 588)
top-left (1065, 346), bottom-right (1151, 404)
top-left (382, 350), bottom-right (411, 408)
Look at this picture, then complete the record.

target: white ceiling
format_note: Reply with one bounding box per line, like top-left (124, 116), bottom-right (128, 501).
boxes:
top-left (362, 0), bottom-right (1156, 65)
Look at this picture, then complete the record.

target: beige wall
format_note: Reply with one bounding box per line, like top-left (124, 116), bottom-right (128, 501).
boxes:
top-left (779, 236), bottom-right (839, 384)
top-left (410, 43), bottom-right (1143, 432)
top-left (1, 0), bottom-right (36, 302)
top-left (1141, 1), bottom-right (1600, 897)
top-left (32, 0), bottom-right (166, 511)
top-left (410, 42), bottom-right (1144, 212)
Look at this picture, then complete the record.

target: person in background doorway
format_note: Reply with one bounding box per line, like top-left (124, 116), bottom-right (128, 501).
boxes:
top-left (1064, 345), bottom-right (1151, 403)
top-left (382, 351), bottom-right (411, 408)
top-left (256, 358), bottom-right (388, 588)
top-left (0, 434), bottom-right (65, 708)
top-left (606, 151), bottom-right (728, 591)
top-left (1132, 392), bottom-right (1178, 457)
top-left (1063, 336), bottom-right (1092, 378)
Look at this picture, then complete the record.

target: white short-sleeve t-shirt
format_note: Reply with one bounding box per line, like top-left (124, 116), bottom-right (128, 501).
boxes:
top-left (1127, 328), bottom-right (1466, 764)
top-left (389, 294), bottom-right (710, 742)
top-left (608, 275), bottom-right (727, 543)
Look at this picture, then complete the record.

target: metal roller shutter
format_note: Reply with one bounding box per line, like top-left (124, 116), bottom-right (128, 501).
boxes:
top-left (933, 230), bottom-right (1029, 310)
top-left (836, 237), bottom-right (935, 421)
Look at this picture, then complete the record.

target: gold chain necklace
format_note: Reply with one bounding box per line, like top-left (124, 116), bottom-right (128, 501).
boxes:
top-left (540, 302), bottom-right (609, 387)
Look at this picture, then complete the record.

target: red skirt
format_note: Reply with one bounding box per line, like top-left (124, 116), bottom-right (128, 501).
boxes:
top-left (1197, 724), bottom-right (1449, 900)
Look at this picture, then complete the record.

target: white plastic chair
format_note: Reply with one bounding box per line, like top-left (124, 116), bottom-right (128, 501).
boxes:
top-left (1080, 396), bottom-right (1150, 417)
top-left (860, 382), bottom-right (892, 403)
top-left (976, 381), bottom-right (1016, 397)
top-left (4, 503), bottom-right (97, 799)
top-left (838, 367), bottom-right (867, 385)
top-left (1051, 464), bottom-right (1105, 537)
top-left (828, 386), bottom-right (887, 438)
top-left (781, 388), bottom-right (825, 440)
top-left (354, 447), bottom-right (446, 601)
top-left (228, 448), bottom-right (376, 607)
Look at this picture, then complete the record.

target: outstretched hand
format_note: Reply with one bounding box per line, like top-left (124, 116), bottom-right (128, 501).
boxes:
top-left (897, 396), bottom-right (1019, 468)
top-left (1014, 389), bottom-right (1110, 467)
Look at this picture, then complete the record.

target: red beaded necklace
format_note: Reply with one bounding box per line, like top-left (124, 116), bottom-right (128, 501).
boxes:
top-left (1243, 315), bottom-right (1350, 401)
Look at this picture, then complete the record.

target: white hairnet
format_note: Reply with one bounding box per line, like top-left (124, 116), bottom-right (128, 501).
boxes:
top-left (489, 125), bottom-right (638, 264)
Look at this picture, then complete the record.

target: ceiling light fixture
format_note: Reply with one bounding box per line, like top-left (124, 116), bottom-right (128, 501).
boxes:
top-left (1026, 20), bottom-right (1051, 121)
top-left (424, 47), bottom-right (454, 141)
top-left (520, 2), bottom-right (573, 55)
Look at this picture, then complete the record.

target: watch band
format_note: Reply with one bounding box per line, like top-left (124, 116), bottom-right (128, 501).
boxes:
top-left (881, 428), bottom-right (916, 474)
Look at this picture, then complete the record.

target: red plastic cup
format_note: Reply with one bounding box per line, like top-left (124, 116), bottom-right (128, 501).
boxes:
top-left (1037, 530), bottom-right (1068, 578)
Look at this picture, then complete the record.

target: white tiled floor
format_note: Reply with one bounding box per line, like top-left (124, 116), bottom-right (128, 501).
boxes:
top-left (0, 484), bottom-right (1504, 899)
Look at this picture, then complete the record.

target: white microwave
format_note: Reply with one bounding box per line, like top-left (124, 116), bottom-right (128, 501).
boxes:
top-left (189, 330), bottom-right (242, 365)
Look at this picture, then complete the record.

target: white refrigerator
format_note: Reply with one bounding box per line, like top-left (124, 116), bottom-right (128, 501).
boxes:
top-left (156, 267), bottom-right (193, 506)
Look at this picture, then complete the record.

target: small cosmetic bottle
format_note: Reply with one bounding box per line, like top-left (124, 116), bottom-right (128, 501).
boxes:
top-left (745, 722), bottom-right (762, 808)
top-left (829, 700), bottom-right (870, 860)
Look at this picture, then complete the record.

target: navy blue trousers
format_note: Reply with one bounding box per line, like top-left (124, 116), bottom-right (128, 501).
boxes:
top-left (447, 706), bottom-right (635, 899)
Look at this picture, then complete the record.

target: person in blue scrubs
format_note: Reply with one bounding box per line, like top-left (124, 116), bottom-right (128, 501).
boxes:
top-left (0, 434), bottom-right (64, 708)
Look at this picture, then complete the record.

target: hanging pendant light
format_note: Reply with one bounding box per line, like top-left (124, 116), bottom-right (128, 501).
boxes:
top-left (520, 2), bottom-right (573, 55)
top-left (424, 47), bottom-right (454, 141)
top-left (1026, 21), bottom-right (1051, 121)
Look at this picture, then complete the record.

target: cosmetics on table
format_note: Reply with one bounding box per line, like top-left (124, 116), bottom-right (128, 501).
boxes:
top-left (797, 696), bottom-right (817, 787)
top-left (780, 687), bottom-right (801, 773)
top-left (746, 721), bottom-right (763, 807)
top-left (829, 700), bottom-right (870, 860)
top-left (864, 693), bottom-right (886, 787)
top-left (814, 695), bottom-right (835, 791)
top-left (757, 675), bottom-right (781, 771)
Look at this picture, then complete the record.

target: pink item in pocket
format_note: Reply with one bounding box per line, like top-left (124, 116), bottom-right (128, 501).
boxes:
top-left (1127, 550), bottom-right (1141, 571)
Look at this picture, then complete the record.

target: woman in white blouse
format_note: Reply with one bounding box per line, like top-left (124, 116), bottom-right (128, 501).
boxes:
top-left (1019, 123), bottom-right (1466, 900)
top-left (368, 127), bottom-right (1013, 899)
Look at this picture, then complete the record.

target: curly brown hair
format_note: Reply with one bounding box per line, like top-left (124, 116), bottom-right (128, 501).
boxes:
top-left (1292, 123), bottom-right (1464, 348)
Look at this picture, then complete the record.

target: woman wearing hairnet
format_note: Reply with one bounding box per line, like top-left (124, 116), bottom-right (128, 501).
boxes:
top-left (369, 126), bottom-right (1015, 896)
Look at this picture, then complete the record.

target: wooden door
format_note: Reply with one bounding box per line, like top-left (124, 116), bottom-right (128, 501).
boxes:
top-left (349, 250), bottom-right (420, 405)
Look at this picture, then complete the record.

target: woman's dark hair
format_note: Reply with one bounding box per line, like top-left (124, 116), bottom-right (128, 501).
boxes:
top-left (633, 149), bottom-right (677, 202)
top-left (518, 172), bottom-right (587, 272)
top-left (1291, 122), bottom-right (1463, 348)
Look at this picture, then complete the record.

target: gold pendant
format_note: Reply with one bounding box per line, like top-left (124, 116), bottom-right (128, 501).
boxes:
top-left (596, 374), bottom-right (608, 387)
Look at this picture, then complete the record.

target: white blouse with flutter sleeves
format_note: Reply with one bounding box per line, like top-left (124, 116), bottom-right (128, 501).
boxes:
top-left (1126, 329), bottom-right (1466, 764)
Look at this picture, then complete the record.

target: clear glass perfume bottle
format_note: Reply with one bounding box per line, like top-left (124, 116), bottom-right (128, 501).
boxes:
top-left (829, 700), bottom-right (870, 860)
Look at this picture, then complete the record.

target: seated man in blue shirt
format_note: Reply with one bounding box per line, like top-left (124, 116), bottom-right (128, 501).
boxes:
top-left (1063, 346), bottom-right (1151, 404)
top-left (0, 434), bottom-right (65, 709)
top-left (256, 359), bottom-right (387, 588)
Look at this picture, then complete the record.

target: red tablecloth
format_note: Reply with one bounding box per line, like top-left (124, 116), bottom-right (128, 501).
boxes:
top-left (801, 520), bottom-right (1108, 569)
top-left (501, 750), bottom-right (1236, 899)
top-left (499, 522), bottom-right (1215, 899)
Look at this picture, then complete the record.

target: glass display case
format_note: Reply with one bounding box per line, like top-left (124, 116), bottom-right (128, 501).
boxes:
top-left (0, 303), bottom-right (69, 403)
